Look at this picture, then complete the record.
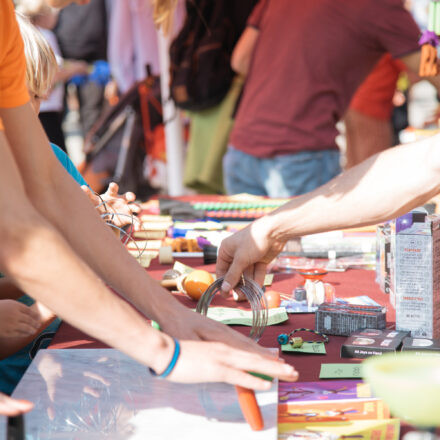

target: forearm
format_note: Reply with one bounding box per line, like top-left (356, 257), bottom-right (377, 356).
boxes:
top-left (1, 103), bottom-right (184, 325)
top-left (263, 135), bottom-right (440, 241)
top-left (0, 213), bottom-right (172, 371)
top-left (0, 124), bottom-right (172, 372)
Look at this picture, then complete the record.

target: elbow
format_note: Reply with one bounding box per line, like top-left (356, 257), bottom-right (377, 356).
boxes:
top-left (231, 54), bottom-right (248, 76)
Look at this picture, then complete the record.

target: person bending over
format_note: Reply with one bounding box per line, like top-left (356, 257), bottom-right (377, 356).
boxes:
top-left (0, 0), bottom-right (296, 401)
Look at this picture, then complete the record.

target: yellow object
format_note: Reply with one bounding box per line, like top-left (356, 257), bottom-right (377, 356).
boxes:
top-left (363, 353), bottom-right (440, 427)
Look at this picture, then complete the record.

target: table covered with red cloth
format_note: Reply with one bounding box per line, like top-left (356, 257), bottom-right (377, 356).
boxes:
top-left (50, 258), bottom-right (394, 382)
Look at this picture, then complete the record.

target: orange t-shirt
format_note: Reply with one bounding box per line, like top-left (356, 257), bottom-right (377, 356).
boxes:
top-left (0, 0), bottom-right (30, 130)
top-left (349, 54), bottom-right (407, 121)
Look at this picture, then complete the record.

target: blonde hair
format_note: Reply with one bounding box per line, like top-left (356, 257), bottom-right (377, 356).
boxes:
top-left (15, 0), bottom-right (52, 20)
top-left (152, 0), bottom-right (179, 34)
top-left (15, 11), bottom-right (57, 98)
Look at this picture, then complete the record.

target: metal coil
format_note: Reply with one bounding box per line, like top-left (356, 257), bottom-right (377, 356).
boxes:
top-left (196, 276), bottom-right (268, 341)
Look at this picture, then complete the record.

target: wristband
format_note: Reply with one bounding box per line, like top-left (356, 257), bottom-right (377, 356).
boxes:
top-left (149, 338), bottom-right (180, 378)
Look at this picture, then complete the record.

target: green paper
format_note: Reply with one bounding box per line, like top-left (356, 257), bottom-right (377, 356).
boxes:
top-left (319, 363), bottom-right (363, 379)
top-left (429, 1), bottom-right (436, 31)
top-left (151, 320), bottom-right (161, 330)
top-left (436, 3), bottom-right (440, 34)
top-left (281, 342), bottom-right (326, 355)
top-left (204, 307), bottom-right (288, 326)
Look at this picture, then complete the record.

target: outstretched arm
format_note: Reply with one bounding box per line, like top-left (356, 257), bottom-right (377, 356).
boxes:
top-left (0, 105), bottom-right (297, 389)
top-left (218, 134), bottom-right (440, 290)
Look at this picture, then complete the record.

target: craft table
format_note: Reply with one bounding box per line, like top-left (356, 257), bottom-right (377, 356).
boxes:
top-left (50, 258), bottom-right (394, 382)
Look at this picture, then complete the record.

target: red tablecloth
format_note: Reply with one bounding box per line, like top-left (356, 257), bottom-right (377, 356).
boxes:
top-left (50, 258), bottom-right (393, 382)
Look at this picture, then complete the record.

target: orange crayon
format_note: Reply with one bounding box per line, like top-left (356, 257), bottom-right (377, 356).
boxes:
top-left (235, 385), bottom-right (264, 431)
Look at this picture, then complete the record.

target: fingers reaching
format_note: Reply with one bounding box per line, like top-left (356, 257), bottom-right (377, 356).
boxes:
top-left (0, 394), bottom-right (33, 416)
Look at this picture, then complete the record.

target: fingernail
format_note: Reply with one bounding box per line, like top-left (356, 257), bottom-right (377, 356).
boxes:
top-left (221, 280), bottom-right (231, 292)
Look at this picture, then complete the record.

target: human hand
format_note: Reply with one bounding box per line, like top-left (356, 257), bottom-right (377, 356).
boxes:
top-left (0, 300), bottom-right (40, 337)
top-left (157, 304), bottom-right (291, 375)
top-left (29, 301), bottom-right (57, 326)
top-left (166, 339), bottom-right (298, 390)
top-left (0, 393), bottom-right (33, 416)
top-left (67, 60), bottom-right (89, 77)
top-left (81, 182), bottom-right (141, 228)
top-left (216, 217), bottom-right (286, 293)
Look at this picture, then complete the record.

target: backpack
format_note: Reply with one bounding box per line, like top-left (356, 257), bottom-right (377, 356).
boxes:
top-left (169, 0), bottom-right (257, 111)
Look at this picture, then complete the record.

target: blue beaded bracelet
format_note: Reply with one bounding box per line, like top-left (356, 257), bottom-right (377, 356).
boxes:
top-left (149, 338), bottom-right (181, 378)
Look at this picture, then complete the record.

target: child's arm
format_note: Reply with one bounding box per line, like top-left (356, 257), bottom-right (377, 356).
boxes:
top-left (0, 111), bottom-right (296, 388)
top-left (82, 182), bottom-right (141, 228)
top-left (0, 393), bottom-right (33, 416)
top-left (1, 102), bottom-right (256, 345)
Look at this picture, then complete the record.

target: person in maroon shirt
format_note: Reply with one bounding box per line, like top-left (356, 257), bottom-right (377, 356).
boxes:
top-left (224, 0), bottom-right (432, 197)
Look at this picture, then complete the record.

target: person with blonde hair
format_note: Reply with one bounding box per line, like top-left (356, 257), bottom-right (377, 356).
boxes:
top-left (0, 0), bottom-right (296, 412)
top-left (0, 12), bottom-right (141, 396)
top-left (16, 0), bottom-right (88, 151)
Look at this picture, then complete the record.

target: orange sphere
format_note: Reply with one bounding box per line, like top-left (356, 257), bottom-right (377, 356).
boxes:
top-left (183, 270), bottom-right (215, 301)
top-left (264, 290), bottom-right (281, 308)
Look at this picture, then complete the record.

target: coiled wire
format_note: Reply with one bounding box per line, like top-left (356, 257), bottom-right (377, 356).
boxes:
top-left (196, 276), bottom-right (268, 341)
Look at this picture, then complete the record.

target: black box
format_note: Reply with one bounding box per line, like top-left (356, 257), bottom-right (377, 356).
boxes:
top-left (341, 329), bottom-right (410, 359)
top-left (315, 303), bottom-right (387, 336)
top-left (401, 337), bottom-right (440, 355)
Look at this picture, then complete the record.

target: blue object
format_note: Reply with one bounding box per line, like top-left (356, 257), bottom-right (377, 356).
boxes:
top-left (89, 60), bottom-right (111, 86)
top-left (277, 334), bottom-right (289, 345)
top-left (69, 60), bottom-right (111, 87)
top-left (223, 146), bottom-right (341, 197)
top-left (149, 338), bottom-right (181, 378)
top-left (51, 144), bottom-right (88, 187)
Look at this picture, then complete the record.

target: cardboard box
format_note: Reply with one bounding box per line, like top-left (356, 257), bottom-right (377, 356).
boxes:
top-left (341, 329), bottom-right (409, 358)
top-left (315, 303), bottom-right (386, 336)
top-left (395, 213), bottom-right (440, 338)
top-left (278, 418), bottom-right (400, 440)
top-left (401, 336), bottom-right (440, 355)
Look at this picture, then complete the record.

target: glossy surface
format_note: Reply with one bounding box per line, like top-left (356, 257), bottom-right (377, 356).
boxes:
top-left (363, 353), bottom-right (440, 427)
top-left (0, 349), bottom-right (277, 439)
top-left (296, 268), bottom-right (328, 282)
top-left (264, 291), bottom-right (281, 309)
top-left (183, 270), bottom-right (215, 300)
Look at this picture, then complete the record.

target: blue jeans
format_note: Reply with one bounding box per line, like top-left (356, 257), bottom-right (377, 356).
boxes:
top-left (223, 147), bottom-right (341, 197)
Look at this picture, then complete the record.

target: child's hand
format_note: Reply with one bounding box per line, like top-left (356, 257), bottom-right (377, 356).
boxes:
top-left (0, 392), bottom-right (33, 416)
top-left (0, 300), bottom-right (40, 337)
top-left (29, 302), bottom-right (57, 326)
top-left (81, 182), bottom-right (141, 228)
